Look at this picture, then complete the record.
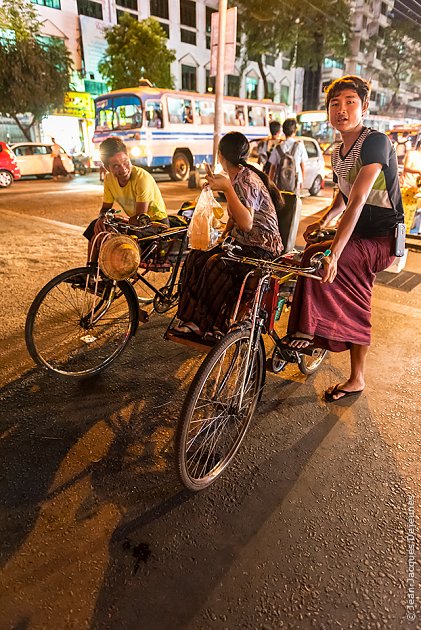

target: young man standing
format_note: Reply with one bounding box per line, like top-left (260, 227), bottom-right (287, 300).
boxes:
top-left (268, 118), bottom-right (308, 192)
top-left (282, 75), bottom-right (403, 402)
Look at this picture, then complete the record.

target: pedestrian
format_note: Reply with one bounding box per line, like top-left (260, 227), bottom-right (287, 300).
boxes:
top-left (268, 118), bottom-right (308, 193)
top-left (268, 118), bottom-right (308, 251)
top-left (51, 138), bottom-right (69, 180)
top-left (257, 120), bottom-right (283, 171)
top-left (282, 75), bottom-right (403, 402)
top-left (400, 138), bottom-right (421, 189)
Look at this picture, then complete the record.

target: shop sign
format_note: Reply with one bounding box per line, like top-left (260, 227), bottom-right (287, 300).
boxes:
top-left (58, 92), bottom-right (95, 118)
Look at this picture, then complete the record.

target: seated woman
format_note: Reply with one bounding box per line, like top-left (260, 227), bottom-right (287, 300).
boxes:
top-left (175, 131), bottom-right (283, 338)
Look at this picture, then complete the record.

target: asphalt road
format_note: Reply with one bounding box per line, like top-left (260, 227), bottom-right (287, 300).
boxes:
top-left (0, 174), bottom-right (419, 630)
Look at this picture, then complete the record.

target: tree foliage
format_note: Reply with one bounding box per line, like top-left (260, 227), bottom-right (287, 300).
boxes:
top-left (233, 0), bottom-right (351, 108)
top-left (98, 15), bottom-right (176, 90)
top-left (372, 22), bottom-right (421, 108)
top-left (0, 0), bottom-right (73, 140)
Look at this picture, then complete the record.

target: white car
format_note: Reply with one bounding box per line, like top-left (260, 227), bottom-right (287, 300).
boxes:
top-left (10, 142), bottom-right (75, 178)
top-left (300, 136), bottom-right (325, 196)
top-left (249, 135), bottom-right (325, 195)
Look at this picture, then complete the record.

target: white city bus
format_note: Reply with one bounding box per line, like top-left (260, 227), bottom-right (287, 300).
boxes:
top-left (93, 86), bottom-right (289, 180)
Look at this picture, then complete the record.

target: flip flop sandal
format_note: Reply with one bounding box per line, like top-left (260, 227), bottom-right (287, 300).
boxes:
top-left (324, 384), bottom-right (364, 403)
top-left (173, 323), bottom-right (202, 336)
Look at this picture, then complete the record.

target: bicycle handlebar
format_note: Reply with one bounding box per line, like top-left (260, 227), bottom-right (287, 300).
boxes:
top-left (102, 209), bottom-right (188, 240)
top-left (221, 238), bottom-right (323, 280)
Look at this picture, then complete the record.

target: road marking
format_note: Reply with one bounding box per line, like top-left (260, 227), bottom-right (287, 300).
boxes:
top-left (1, 208), bottom-right (84, 232)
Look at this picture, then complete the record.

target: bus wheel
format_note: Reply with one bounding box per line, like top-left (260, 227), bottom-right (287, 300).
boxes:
top-left (170, 152), bottom-right (190, 181)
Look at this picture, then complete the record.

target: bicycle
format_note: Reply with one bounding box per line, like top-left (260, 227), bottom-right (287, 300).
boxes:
top-left (25, 208), bottom-right (192, 379)
top-left (171, 238), bottom-right (329, 491)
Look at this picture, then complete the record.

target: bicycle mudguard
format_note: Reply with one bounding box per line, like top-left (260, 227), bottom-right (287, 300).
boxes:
top-left (119, 278), bottom-right (141, 334)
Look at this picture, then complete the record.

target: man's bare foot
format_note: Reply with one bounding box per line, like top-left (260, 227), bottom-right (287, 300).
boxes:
top-left (281, 332), bottom-right (314, 350)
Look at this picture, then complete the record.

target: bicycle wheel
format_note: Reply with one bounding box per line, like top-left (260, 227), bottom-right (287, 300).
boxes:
top-left (298, 348), bottom-right (328, 375)
top-left (25, 267), bottom-right (137, 378)
top-left (176, 329), bottom-right (265, 491)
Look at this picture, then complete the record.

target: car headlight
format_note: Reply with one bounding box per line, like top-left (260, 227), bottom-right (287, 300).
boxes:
top-left (130, 146), bottom-right (141, 158)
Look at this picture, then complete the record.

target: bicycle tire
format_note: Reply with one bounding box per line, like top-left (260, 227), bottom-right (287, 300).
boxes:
top-left (25, 266), bottom-right (138, 378)
top-left (298, 348), bottom-right (328, 375)
top-left (176, 328), bottom-right (265, 491)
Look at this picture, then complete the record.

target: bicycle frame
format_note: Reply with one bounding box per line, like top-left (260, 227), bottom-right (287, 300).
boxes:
top-left (228, 269), bottom-right (270, 409)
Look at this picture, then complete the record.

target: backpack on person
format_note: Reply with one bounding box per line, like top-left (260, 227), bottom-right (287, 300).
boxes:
top-left (258, 139), bottom-right (278, 175)
top-left (272, 142), bottom-right (298, 192)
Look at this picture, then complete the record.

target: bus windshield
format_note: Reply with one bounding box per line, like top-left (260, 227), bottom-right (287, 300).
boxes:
top-left (296, 111), bottom-right (336, 148)
top-left (95, 94), bottom-right (143, 131)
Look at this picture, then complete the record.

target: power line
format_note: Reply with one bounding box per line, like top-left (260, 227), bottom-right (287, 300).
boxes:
top-left (395, 0), bottom-right (421, 12)
top-left (394, 0), bottom-right (421, 20)
top-left (392, 5), bottom-right (421, 26)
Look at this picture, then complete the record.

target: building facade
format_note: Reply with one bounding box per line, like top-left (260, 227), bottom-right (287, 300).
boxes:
top-left (1, 0), bottom-right (297, 149)
top-left (321, 0), bottom-right (420, 117)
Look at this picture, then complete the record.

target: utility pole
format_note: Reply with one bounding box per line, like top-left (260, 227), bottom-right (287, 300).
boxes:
top-left (212, 0), bottom-right (227, 168)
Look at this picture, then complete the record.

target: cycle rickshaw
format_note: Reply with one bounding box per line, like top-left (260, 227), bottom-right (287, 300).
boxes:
top-left (166, 235), bottom-right (332, 491)
top-left (25, 207), bottom-right (193, 378)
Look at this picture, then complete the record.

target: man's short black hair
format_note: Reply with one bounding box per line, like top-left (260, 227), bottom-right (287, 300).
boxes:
top-left (325, 75), bottom-right (371, 109)
top-left (282, 118), bottom-right (297, 137)
top-left (100, 136), bottom-right (128, 165)
top-left (269, 120), bottom-right (281, 137)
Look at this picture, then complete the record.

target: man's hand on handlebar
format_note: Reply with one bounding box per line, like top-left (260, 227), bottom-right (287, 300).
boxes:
top-left (321, 253), bottom-right (338, 284)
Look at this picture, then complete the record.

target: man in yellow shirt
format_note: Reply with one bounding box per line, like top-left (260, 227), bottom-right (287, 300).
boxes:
top-left (85, 136), bottom-right (169, 259)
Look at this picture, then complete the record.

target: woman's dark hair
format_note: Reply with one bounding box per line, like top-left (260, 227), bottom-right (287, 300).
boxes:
top-left (218, 132), bottom-right (284, 213)
top-left (100, 136), bottom-right (128, 165)
top-left (325, 75), bottom-right (371, 109)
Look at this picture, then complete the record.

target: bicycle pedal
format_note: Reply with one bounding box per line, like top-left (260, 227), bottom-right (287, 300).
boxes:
top-left (139, 308), bottom-right (149, 323)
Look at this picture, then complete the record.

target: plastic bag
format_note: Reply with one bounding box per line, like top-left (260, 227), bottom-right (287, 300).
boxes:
top-left (188, 186), bottom-right (223, 250)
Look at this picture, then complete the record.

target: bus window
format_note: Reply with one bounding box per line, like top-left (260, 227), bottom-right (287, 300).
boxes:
top-left (145, 100), bottom-right (163, 128)
top-left (224, 104), bottom-right (245, 126)
top-left (247, 105), bottom-right (266, 127)
top-left (268, 107), bottom-right (285, 124)
top-left (95, 99), bottom-right (114, 131)
top-left (224, 103), bottom-right (236, 125)
top-left (113, 95), bottom-right (142, 130)
top-left (167, 97), bottom-right (193, 124)
top-left (195, 99), bottom-right (215, 125)
top-left (235, 106), bottom-right (245, 125)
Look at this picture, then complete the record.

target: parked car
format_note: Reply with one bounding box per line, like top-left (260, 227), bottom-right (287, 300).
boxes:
top-left (299, 136), bottom-right (325, 195)
top-left (249, 135), bottom-right (325, 195)
top-left (322, 141), bottom-right (340, 181)
top-left (0, 141), bottom-right (21, 187)
top-left (10, 142), bottom-right (75, 178)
